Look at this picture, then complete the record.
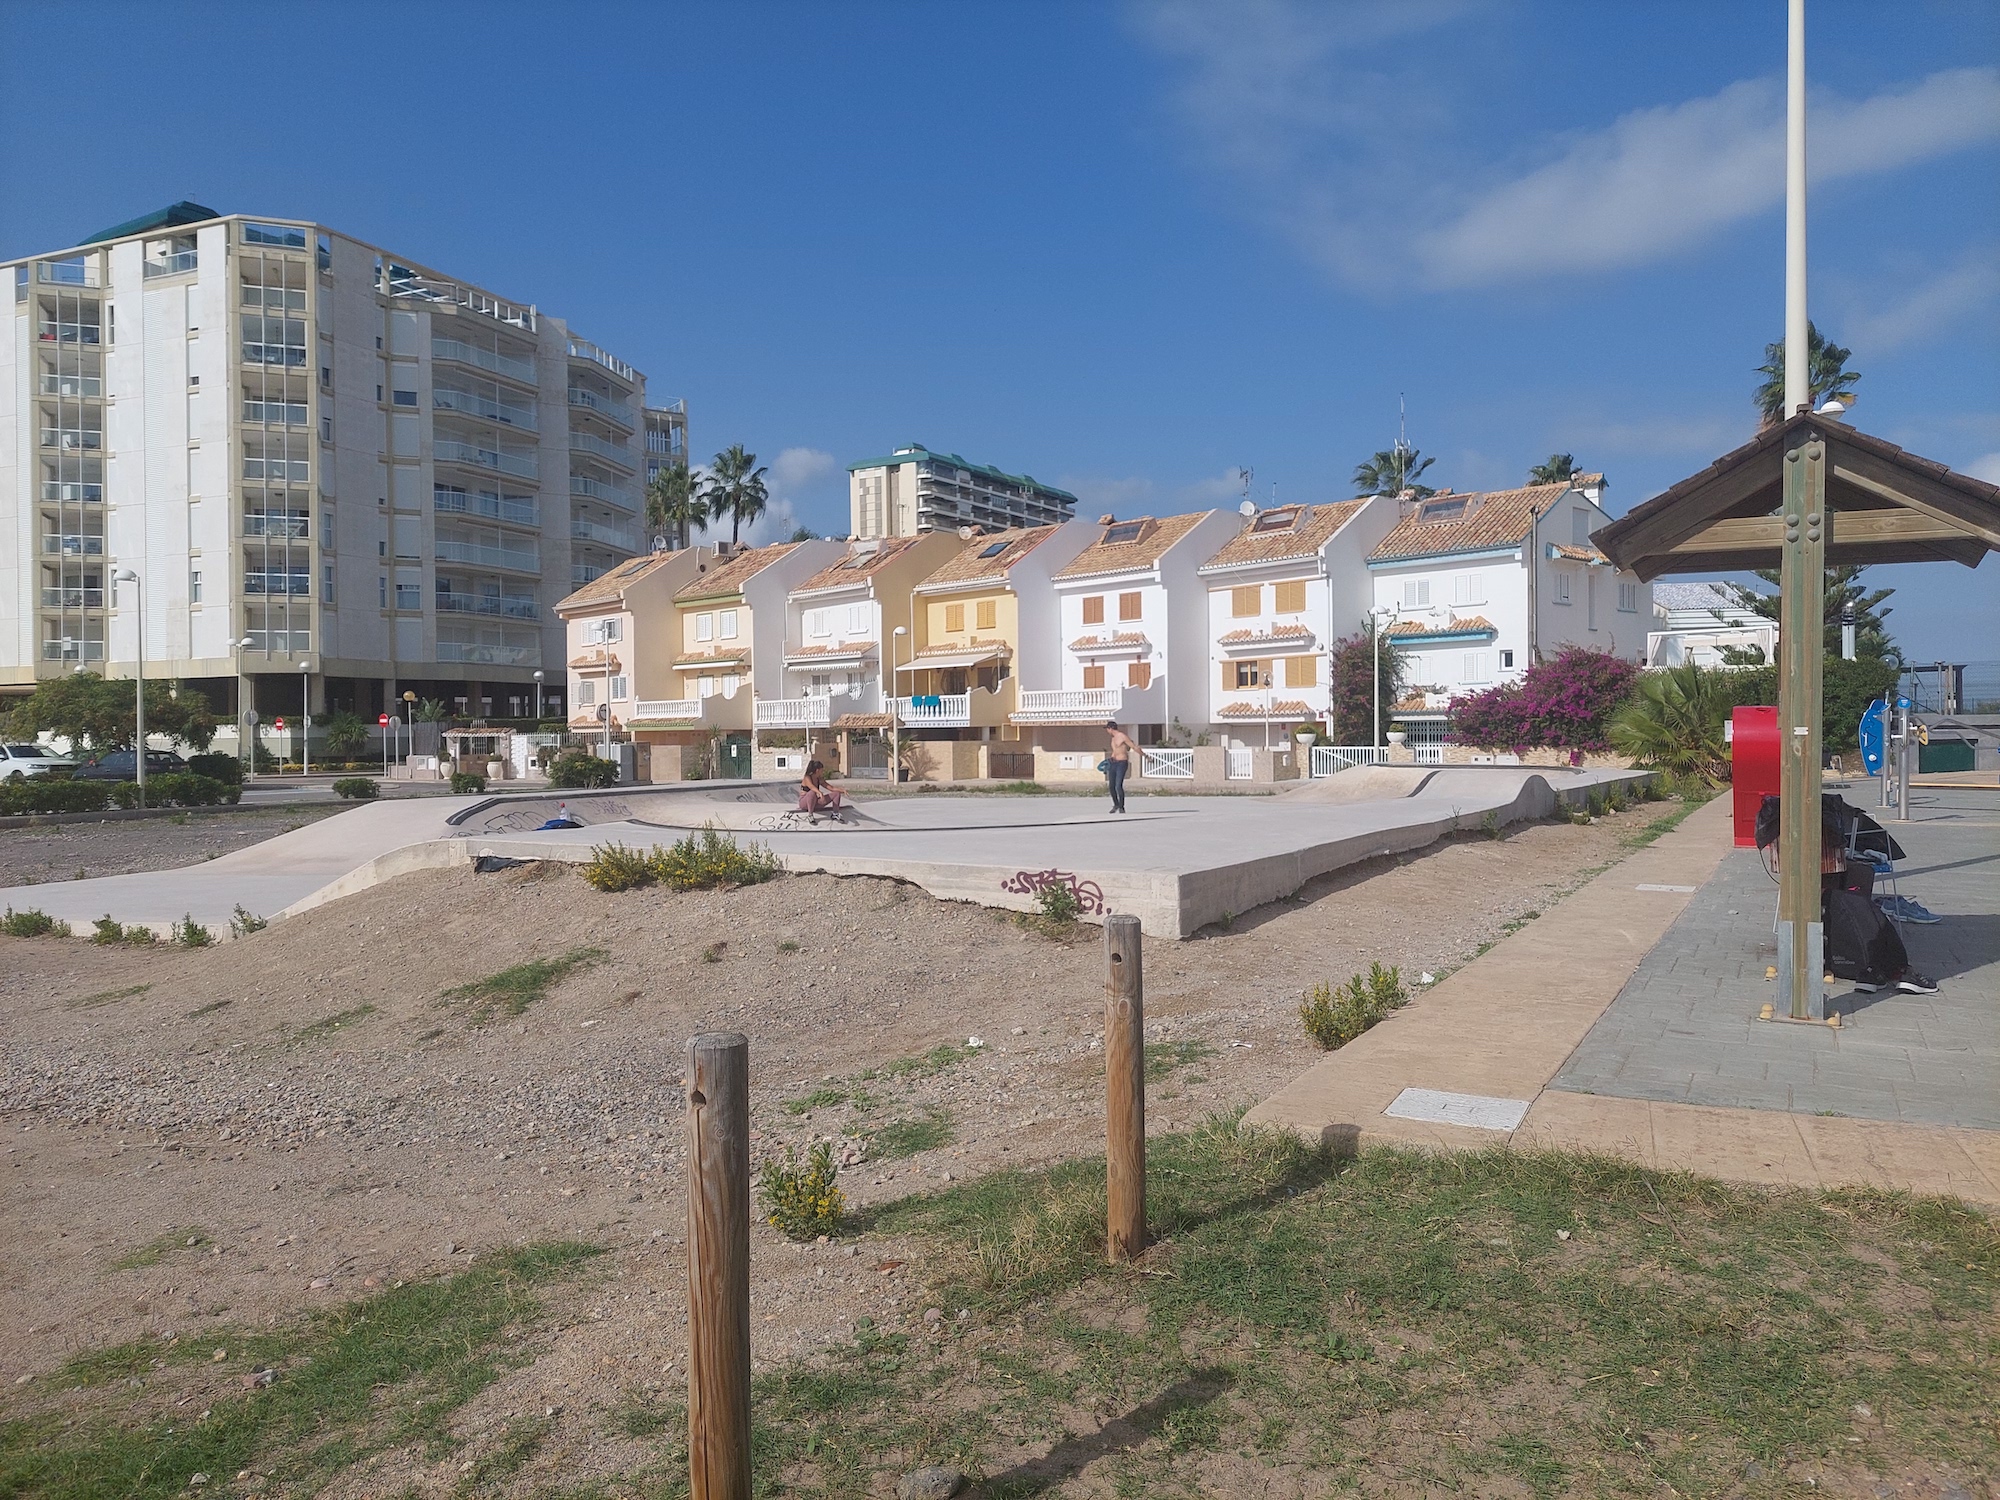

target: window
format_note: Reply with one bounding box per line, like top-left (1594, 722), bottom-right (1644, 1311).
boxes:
top-left (188, 374), bottom-right (200, 389)
top-left (719, 609), bottom-right (738, 640)
top-left (1231, 660), bottom-right (1267, 690)
top-left (1082, 663), bottom-right (1106, 689)
top-left (601, 618), bottom-right (622, 643)
top-left (1402, 578), bottom-right (1430, 608)
top-left (1419, 497), bottom-right (1467, 522)
top-left (321, 415), bottom-right (332, 442)
top-left (847, 603), bottom-right (866, 633)
top-left (608, 675), bottom-right (629, 701)
top-left (1618, 580), bottom-right (1639, 612)
top-left (697, 675), bottom-right (716, 698)
top-left (1499, 649), bottom-right (1515, 669)
top-left (577, 679), bottom-right (596, 706)
top-left (1101, 521), bottom-right (1143, 545)
top-left (1274, 579), bottom-right (1307, 614)
top-left (978, 539), bottom-right (1010, 558)
top-left (190, 570), bottom-right (202, 603)
top-left (1118, 592), bottom-right (1142, 621)
top-left (1127, 661), bottom-right (1152, 688)
top-left (1572, 509), bottom-right (1592, 545)
top-left (392, 389), bottom-right (417, 407)
top-left (243, 222), bottom-right (307, 249)
top-left (1231, 584), bottom-right (1261, 618)
top-left (1082, 595), bottom-right (1105, 625)
top-left (695, 612), bottom-right (714, 641)
top-left (976, 599), bottom-right (996, 630)
top-left (1285, 655), bottom-right (1316, 688)
top-left (1587, 570), bottom-right (1599, 629)
top-left (379, 576), bottom-right (388, 607)
top-left (1452, 572), bottom-right (1484, 606)
top-left (1552, 571), bottom-right (1572, 604)
top-left (807, 608), bottom-right (831, 638)
top-left (1463, 651), bottom-right (1491, 683)
top-left (322, 564), bottom-right (334, 604)
top-left (943, 602), bottom-right (965, 633)
top-left (1252, 506), bottom-right (1301, 533)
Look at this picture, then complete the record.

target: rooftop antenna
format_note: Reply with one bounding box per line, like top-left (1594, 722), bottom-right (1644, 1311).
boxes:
top-left (1236, 465), bottom-right (1253, 501)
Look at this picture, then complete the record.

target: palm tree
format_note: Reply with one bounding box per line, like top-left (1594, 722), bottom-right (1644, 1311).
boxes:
top-left (1352, 444), bottom-right (1435, 499)
top-left (700, 445), bottom-right (769, 545)
top-left (1754, 321), bottom-right (1860, 427)
top-left (1609, 662), bottom-right (1730, 786)
top-left (644, 458), bottom-right (705, 550)
top-left (1528, 453), bottom-right (1577, 484)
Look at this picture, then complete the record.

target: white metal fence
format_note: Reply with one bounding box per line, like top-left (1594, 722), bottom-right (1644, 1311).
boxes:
top-left (1140, 747), bottom-right (1194, 779)
top-left (1309, 745), bottom-right (1389, 777)
top-left (1225, 747), bottom-right (1254, 780)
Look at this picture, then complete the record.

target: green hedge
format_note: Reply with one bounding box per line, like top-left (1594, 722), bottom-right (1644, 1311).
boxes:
top-left (146, 772), bottom-right (241, 807)
top-left (185, 752), bottom-right (245, 786)
top-left (0, 778), bottom-right (117, 814)
top-left (1715, 657), bottom-right (1899, 755)
top-left (547, 749), bottom-right (618, 788)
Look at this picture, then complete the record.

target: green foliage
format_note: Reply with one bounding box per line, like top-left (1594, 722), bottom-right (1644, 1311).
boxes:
top-left (229, 905), bottom-right (267, 938)
top-left (1755, 318), bottom-right (1860, 425)
top-left (2, 672), bottom-right (217, 752)
top-left (0, 777), bottom-right (116, 814)
top-left (1352, 442), bottom-right (1436, 499)
top-left (1, 907), bottom-right (70, 938)
top-left (449, 770), bottom-right (487, 794)
top-left (90, 916), bottom-right (155, 945)
top-left (184, 752), bottom-right (244, 786)
top-left (701, 442), bottom-right (769, 545)
top-left (869, 1109), bottom-right (955, 1159)
top-left (1035, 880), bottom-right (1082, 924)
top-left (320, 709), bottom-right (371, 761)
top-left (644, 455), bottom-right (705, 549)
top-left (1609, 663), bottom-right (1732, 784)
top-left (581, 841), bottom-right (653, 892)
top-left (759, 1141), bottom-right (845, 1239)
top-left (330, 776), bottom-right (379, 800)
top-left (414, 696), bottom-right (449, 724)
top-left (1301, 962), bottom-right (1408, 1050)
top-left (442, 947), bottom-right (606, 1023)
top-left (293, 1004), bottom-right (376, 1044)
top-left (146, 772), bottom-right (239, 807)
top-left (649, 826), bottom-right (782, 890)
top-left (1725, 563), bottom-right (1898, 663)
top-left (1327, 626), bottom-right (1407, 745)
top-left (172, 914), bottom-right (213, 948)
top-left (1528, 452), bottom-right (1577, 484)
top-left (547, 749), bottom-right (618, 788)
top-left (1714, 655), bottom-right (1900, 754)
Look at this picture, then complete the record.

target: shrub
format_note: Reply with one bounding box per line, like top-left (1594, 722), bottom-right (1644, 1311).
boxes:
top-left (650, 826), bottom-right (781, 890)
top-left (450, 771), bottom-right (488, 795)
top-left (0, 777), bottom-right (113, 815)
top-left (1713, 655), bottom-right (1899, 757)
top-left (1, 907), bottom-right (70, 939)
top-left (758, 1141), bottom-right (844, 1240)
top-left (230, 905), bottom-right (268, 937)
top-left (1327, 629), bottom-right (1408, 744)
top-left (172, 914), bottom-right (213, 948)
top-left (1300, 962), bottom-right (1408, 1050)
top-left (1609, 662), bottom-right (1731, 784)
top-left (90, 915), bottom-right (156, 945)
top-left (146, 772), bottom-right (239, 808)
top-left (582, 841), bottom-right (654, 893)
top-left (1450, 646), bottom-right (1640, 751)
top-left (251, 742), bottom-right (279, 773)
top-left (331, 776), bottom-right (379, 801)
top-left (107, 781), bottom-right (143, 809)
top-left (321, 710), bottom-right (371, 762)
top-left (184, 752), bottom-right (244, 786)
top-left (548, 750), bottom-right (618, 789)
top-left (1035, 881), bottom-right (1082, 925)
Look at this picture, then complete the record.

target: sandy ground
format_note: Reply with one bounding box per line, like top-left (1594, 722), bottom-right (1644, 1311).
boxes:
top-left (0, 805), bottom-right (341, 889)
top-left (0, 798), bottom-right (1686, 1489)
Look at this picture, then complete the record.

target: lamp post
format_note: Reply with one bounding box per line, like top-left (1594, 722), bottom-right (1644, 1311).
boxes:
top-left (599, 624), bottom-right (614, 761)
top-left (297, 659), bottom-right (314, 775)
top-left (533, 668), bottom-right (544, 723)
top-left (113, 568), bottom-right (145, 807)
top-left (235, 635), bottom-right (255, 775)
top-left (887, 625), bottom-right (907, 782)
top-left (403, 689), bottom-right (419, 776)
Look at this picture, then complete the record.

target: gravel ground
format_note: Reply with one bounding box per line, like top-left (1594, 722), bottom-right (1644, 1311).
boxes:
top-left (0, 797), bottom-right (1691, 1493)
top-left (0, 805), bottom-right (341, 889)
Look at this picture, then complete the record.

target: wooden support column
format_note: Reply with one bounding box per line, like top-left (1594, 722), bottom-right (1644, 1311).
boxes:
top-left (686, 1032), bottom-right (752, 1500)
top-left (1776, 438), bottom-right (1827, 1020)
top-left (1104, 914), bottom-right (1147, 1262)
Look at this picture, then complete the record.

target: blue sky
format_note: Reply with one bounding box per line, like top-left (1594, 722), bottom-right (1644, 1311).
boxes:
top-left (4, 1), bottom-right (1995, 660)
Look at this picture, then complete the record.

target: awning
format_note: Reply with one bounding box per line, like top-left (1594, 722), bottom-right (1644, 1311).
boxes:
top-left (896, 645), bottom-right (1006, 673)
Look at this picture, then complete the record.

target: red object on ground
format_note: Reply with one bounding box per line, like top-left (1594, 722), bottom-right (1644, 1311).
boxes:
top-left (1730, 704), bottom-right (1779, 847)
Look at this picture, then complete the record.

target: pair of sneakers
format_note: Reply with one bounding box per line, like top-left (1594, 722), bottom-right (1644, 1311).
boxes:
top-left (1874, 893), bottom-right (1941, 924)
top-left (1854, 971), bottom-right (1941, 996)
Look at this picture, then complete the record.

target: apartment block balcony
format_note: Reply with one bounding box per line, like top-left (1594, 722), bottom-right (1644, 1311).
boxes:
top-left (755, 696), bottom-right (834, 729)
top-left (437, 640), bottom-right (538, 667)
top-left (42, 587), bottom-right (105, 608)
top-left (243, 571), bottom-right (312, 596)
top-left (39, 374), bottom-right (102, 398)
top-left (436, 439), bottom-right (537, 480)
top-left (435, 387), bottom-right (538, 430)
top-left (38, 256), bottom-right (101, 288)
top-left (567, 388), bottom-right (635, 430)
top-left (243, 511), bottom-right (309, 539)
top-left (42, 639), bottom-right (106, 661)
top-left (437, 538), bottom-right (539, 573)
top-left (894, 694), bottom-right (970, 728)
top-left (432, 337), bottom-right (537, 386)
top-left (572, 564), bottom-right (608, 587)
top-left (37, 321), bottom-right (102, 345)
top-left (41, 534), bottom-right (104, 556)
top-left (631, 698), bottom-right (706, 726)
top-left (570, 476), bottom-right (634, 511)
top-left (41, 482), bottom-right (104, 503)
top-left (569, 431), bottom-right (635, 471)
top-left (436, 592), bottom-right (540, 621)
top-left (435, 487), bottom-right (539, 527)
top-left (1010, 686), bottom-right (1123, 723)
top-left (572, 519), bottom-right (640, 552)
top-left (567, 337), bottom-right (638, 387)
top-left (41, 427), bottom-right (103, 452)
top-left (384, 263), bottom-right (534, 332)
top-left (143, 249), bottom-right (198, 278)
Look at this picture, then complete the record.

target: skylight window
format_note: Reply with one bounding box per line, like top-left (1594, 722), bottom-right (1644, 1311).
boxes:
top-left (1102, 521), bottom-right (1144, 545)
top-left (1418, 498), bottom-right (1467, 522)
top-left (978, 540), bottom-right (1011, 558)
top-left (1251, 507), bottom-right (1301, 533)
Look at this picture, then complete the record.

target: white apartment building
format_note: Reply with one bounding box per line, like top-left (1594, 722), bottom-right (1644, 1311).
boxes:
top-left (1196, 498), bottom-right (1395, 743)
top-left (2, 201), bottom-right (682, 728)
top-left (1647, 580), bottom-right (1776, 667)
top-left (1019, 510), bottom-right (1243, 749)
top-left (1365, 477), bottom-right (1650, 713)
top-left (848, 444), bottom-right (1078, 538)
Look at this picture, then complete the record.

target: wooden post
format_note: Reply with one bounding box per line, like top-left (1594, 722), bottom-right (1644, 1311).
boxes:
top-left (1776, 437), bottom-right (1828, 1020)
top-left (686, 1032), bottom-right (751, 1500)
top-left (1104, 914), bottom-right (1146, 1262)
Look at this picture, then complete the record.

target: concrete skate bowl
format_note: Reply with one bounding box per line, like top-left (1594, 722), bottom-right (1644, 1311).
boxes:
top-left (1281, 764), bottom-right (1648, 812)
top-left (444, 781), bottom-right (893, 837)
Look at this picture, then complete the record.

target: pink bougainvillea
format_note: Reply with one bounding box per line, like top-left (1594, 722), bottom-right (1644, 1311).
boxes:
top-left (1449, 646), bottom-right (1640, 751)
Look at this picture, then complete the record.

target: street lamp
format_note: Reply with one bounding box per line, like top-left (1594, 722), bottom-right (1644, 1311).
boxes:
top-left (297, 658), bottom-right (314, 776)
top-left (234, 635), bottom-right (255, 775)
top-left (402, 690), bottom-right (419, 777)
top-left (113, 568), bottom-right (145, 807)
top-left (1370, 604), bottom-right (1400, 753)
top-left (886, 625), bottom-right (907, 783)
top-left (533, 668), bottom-right (545, 722)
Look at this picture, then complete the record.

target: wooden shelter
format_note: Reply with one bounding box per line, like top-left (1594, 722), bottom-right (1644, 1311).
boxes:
top-left (1595, 412), bottom-right (2000, 1020)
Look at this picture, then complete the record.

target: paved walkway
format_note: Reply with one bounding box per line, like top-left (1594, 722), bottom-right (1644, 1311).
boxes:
top-left (1245, 791), bottom-right (2000, 1204)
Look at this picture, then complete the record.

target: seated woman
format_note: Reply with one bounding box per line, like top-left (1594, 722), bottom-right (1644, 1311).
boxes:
top-left (797, 759), bottom-right (846, 817)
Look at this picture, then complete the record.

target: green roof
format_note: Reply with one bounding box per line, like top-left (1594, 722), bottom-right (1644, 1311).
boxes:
top-left (846, 445), bottom-right (1078, 502)
top-left (82, 201), bottom-right (222, 246)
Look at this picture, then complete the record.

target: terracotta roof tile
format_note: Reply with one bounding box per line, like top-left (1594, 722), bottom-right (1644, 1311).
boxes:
top-left (1546, 543), bottom-right (1610, 563)
top-left (784, 642), bottom-right (875, 659)
top-left (1386, 614), bottom-right (1497, 639)
top-left (1200, 501), bottom-right (1372, 570)
top-left (1218, 624), bottom-right (1312, 643)
top-left (674, 649), bottom-right (749, 668)
top-left (1053, 512), bottom-right (1220, 580)
top-left (1369, 483), bottom-right (1572, 562)
top-left (555, 551), bottom-right (679, 612)
top-left (1216, 699), bottom-right (1312, 718)
top-left (914, 638), bottom-right (1010, 659)
top-left (793, 536), bottom-right (929, 594)
top-left (1067, 631), bottom-right (1149, 651)
top-left (673, 542), bottom-right (800, 603)
top-left (916, 526), bottom-right (1063, 589)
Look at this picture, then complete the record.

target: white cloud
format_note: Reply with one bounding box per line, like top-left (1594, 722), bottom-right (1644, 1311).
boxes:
top-left (692, 496), bottom-right (802, 549)
top-left (1173, 467), bottom-right (1256, 505)
top-left (1061, 474), bottom-right (1157, 511)
top-left (1833, 251), bottom-right (2000, 353)
top-left (1967, 452), bottom-right (2000, 484)
top-left (769, 446), bottom-right (839, 492)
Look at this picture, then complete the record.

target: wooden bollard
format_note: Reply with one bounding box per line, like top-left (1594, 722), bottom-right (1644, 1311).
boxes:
top-left (1104, 913), bottom-right (1146, 1262)
top-left (686, 1032), bottom-right (751, 1500)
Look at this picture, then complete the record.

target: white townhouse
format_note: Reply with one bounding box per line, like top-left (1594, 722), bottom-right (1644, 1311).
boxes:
top-left (1647, 580), bottom-right (1776, 668)
top-left (1195, 498), bottom-right (1396, 744)
top-left (1365, 476), bottom-right (1650, 715)
top-left (1013, 510), bottom-right (1243, 752)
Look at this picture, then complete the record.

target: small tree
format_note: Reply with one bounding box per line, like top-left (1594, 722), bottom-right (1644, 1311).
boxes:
top-left (1451, 647), bottom-right (1640, 751)
top-left (1724, 564), bottom-right (1899, 664)
top-left (1352, 444), bottom-right (1435, 500)
top-left (1608, 663), bottom-right (1730, 784)
top-left (1755, 320), bottom-right (1860, 427)
top-left (321, 709), bottom-right (371, 762)
top-left (4, 673), bottom-right (216, 752)
top-left (645, 457), bottom-right (706, 550)
top-left (1529, 453), bottom-right (1578, 484)
top-left (1326, 627), bottom-right (1406, 745)
top-left (700, 444), bottom-right (769, 545)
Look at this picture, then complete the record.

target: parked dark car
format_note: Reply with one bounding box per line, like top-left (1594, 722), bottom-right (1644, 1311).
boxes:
top-left (73, 748), bottom-right (188, 780)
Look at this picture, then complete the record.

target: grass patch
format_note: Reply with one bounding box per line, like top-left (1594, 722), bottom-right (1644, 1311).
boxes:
top-left (3, 1242), bottom-right (603, 1500)
top-left (107, 1229), bottom-right (210, 1273)
top-left (867, 1108), bottom-right (956, 1160)
top-left (878, 1042), bottom-right (980, 1081)
top-left (1621, 786), bottom-right (1717, 849)
top-left (292, 1003), bottom-right (377, 1044)
top-left (441, 946), bottom-right (606, 1024)
top-left (1143, 1039), bottom-right (1216, 1082)
top-left (785, 1083), bottom-right (877, 1117)
top-left (69, 983), bottom-right (151, 1011)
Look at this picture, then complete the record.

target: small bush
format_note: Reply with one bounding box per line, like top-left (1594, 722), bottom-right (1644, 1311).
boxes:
top-left (1301, 962), bottom-right (1408, 1050)
top-left (184, 753), bottom-right (244, 786)
top-left (450, 771), bottom-right (488, 795)
top-left (1035, 881), bottom-right (1082, 925)
top-left (582, 841), bottom-right (654, 893)
top-left (0, 778), bottom-right (114, 815)
top-left (2, 907), bottom-right (70, 939)
top-left (90, 915), bottom-right (155, 945)
top-left (331, 776), bottom-right (379, 801)
top-left (758, 1141), bottom-right (844, 1240)
top-left (172, 914), bottom-right (213, 948)
top-left (649, 826), bottom-right (781, 891)
top-left (229, 905), bottom-right (268, 937)
top-left (548, 750), bottom-right (618, 789)
top-left (145, 772), bottom-right (239, 808)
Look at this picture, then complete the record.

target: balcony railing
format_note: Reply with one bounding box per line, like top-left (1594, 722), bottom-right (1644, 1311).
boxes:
top-left (1012, 687), bottom-right (1123, 722)
top-left (40, 428), bottom-right (103, 451)
top-left (436, 593), bottom-right (540, 621)
top-left (244, 572), bottom-right (312, 596)
top-left (567, 337), bottom-right (637, 385)
top-left (570, 476), bottom-right (634, 510)
top-left (242, 629), bottom-right (310, 653)
top-left (37, 321), bottom-right (102, 345)
top-left (435, 439), bottom-right (537, 479)
top-left (435, 487), bottom-right (538, 527)
top-left (39, 257), bottom-right (100, 287)
top-left (41, 535), bottom-right (105, 556)
top-left (243, 513), bottom-right (309, 538)
top-left (143, 250), bottom-right (198, 278)
top-left (432, 337), bottom-right (537, 385)
top-left (755, 697), bottom-right (833, 729)
top-left (243, 458), bottom-right (310, 482)
top-left (40, 374), bottom-right (102, 398)
top-left (569, 431), bottom-right (635, 469)
top-left (41, 482), bottom-right (104, 503)
top-left (383, 263), bottom-right (534, 331)
top-left (572, 564), bottom-right (607, 586)
top-left (567, 387), bottom-right (635, 429)
top-left (895, 694), bottom-right (970, 728)
top-left (437, 538), bottom-right (539, 572)
top-left (42, 640), bottom-right (106, 661)
top-left (571, 519), bottom-right (640, 551)
top-left (41, 587), bottom-right (105, 608)
top-left (435, 386), bottom-right (539, 430)
top-left (437, 641), bottom-right (536, 666)
top-left (634, 699), bottom-right (703, 722)
top-left (241, 342), bottom-right (307, 367)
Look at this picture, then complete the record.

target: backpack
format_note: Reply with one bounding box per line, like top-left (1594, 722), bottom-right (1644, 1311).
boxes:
top-left (1822, 886), bottom-right (1907, 987)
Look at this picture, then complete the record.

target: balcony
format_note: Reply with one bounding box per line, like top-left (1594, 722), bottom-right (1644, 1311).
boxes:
top-left (436, 592), bottom-right (540, 621)
top-left (569, 431), bottom-right (635, 470)
top-left (435, 386), bottom-right (538, 430)
top-left (435, 487), bottom-right (538, 527)
top-left (244, 572), bottom-right (312, 596)
top-left (40, 428), bottom-right (103, 452)
top-left (40, 374), bottom-right (102, 398)
top-left (1011, 687), bottom-right (1123, 723)
top-left (42, 535), bottom-right (105, 556)
top-left (143, 250), bottom-right (199, 278)
top-left (437, 538), bottom-right (539, 572)
top-left (41, 587), bottom-right (105, 608)
top-left (572, 564), bottom-right (606, 586)
top-left (570, 476), bottom-right (634, 511)
top-left (437, 640), bottom-right (537, 667)
top-left (42, 639), bottom-right (105, 661)
top-left (41, 482), bottom-right (104, 503)
top-left (566, 337), bottom-right (637, 386)
top-left (383, 263), bottom-right (534, 331)
top-left (895, 694), bottom-right (971, 728)
top-left (37, 321), bottom-right (102, 345)
top-left (633, 698), bottom-right (705, 724)
top-left (432, 337), bottom-right (537, 385)
top-left (243, 513), bottom-right (309, 539)
top-left (242, 628), bottom-right (311, 653)
top-left (571, 519), bottom-right (640, 551)
top-left (38, 257), bottom-right (100, 288)
top-left (436, 439), bottom-right (537, 480)
top-left (568, 388), bottom-right (635, 429)
top-left (241, 341), bottom-right (308, 368)
top-left (755, 696), bottom-right (834, 729)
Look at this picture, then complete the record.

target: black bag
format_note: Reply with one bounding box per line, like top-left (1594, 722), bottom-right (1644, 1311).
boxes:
top-left (1823, 885), bottom-right (1907, 986)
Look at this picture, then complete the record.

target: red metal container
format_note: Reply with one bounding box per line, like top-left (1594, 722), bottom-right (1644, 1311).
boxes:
top-left (1730, 704), bottom-right (1779, 847)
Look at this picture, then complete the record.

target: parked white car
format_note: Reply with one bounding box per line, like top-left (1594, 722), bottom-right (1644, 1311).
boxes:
top-left (0, 743), bottom-right (76, 779)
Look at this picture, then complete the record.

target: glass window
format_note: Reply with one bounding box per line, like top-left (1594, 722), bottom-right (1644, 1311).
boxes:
top-left (1251, 507), bottom-right (1300, 533)
top-left (1402, 578), bottom-right (1430, 608)
top-left (978, 540), bottom-right (1009, 559)
top-left (577, 679), bottom-right (595, 705)
top-left (190, 570), bottom-right (202, 603)
top-left (1418, 497), bottom-right (1467, 522)
top-left (242, 222), bottom-right (308, 249)
top-left (696, 613), bottom-right (713, 641)
top-left (602, 618), bottom-right (622, 643)
top-left (1101, 521), bottom-right (1143, 545)
top-left (719, 609), bottom-right (738, 639)
top-left (1499, 649), bottom-right (1515, 669)
top-left (392, 390), bottom-right (417, 407)
top-left (1553, 571), bottom-right (1572, 604)
top-left (608, 675), bottom-right (628, 700)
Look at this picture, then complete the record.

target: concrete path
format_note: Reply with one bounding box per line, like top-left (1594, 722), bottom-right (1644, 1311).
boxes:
top-left (1243, 793), bottom-right (2000, 1205)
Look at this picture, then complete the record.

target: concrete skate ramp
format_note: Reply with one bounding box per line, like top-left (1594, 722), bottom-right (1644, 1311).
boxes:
top-left (1279, 766), bottom-right (1435, 803)
top-left (445, 780), bottom-right (889, 836)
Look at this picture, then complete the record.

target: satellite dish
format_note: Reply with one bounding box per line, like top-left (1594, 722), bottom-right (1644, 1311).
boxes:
top-left (1238, 500), bottom-right (1257, 517)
